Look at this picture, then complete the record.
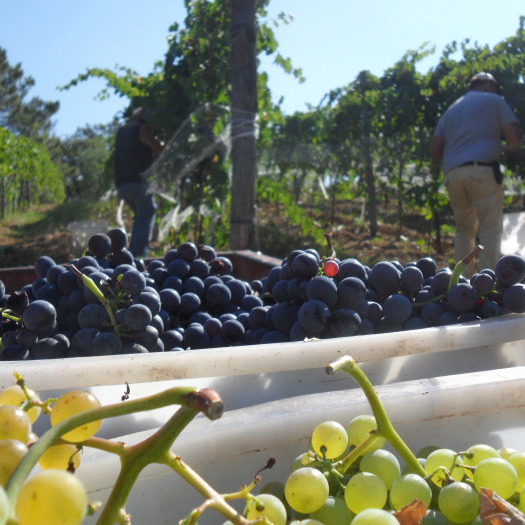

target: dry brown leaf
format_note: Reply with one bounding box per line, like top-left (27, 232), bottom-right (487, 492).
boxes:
top-left (394, 499), bottom-right (427, 525)
top-left (480, 488), bottom-right (525, 524)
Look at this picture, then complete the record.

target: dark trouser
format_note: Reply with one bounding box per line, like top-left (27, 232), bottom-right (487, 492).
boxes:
top-left (117, 182), bottom-right (157, 258)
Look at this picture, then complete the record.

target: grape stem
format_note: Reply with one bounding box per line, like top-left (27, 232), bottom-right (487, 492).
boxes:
top-left (411, 292), bottom-right (446, 308)
top-left (338, 432), bottom-right (383, 473)
top-left (95, 407), bottom-right (204, 524)
top-left (1, 310), bottom-right (21, 322)
top-left (324, 232), bottom-right (337, 260)
top-left (81, 436), bottom-right (128, 456)
top-left (178, 467), bottom-right (259, 524)
top-left (448, 245), bottom-right (484, 290)
top-left (14, 370), bottom-right (55, 414)
top-left (5, 386), bottom-right (225, 525)
top-left (412, 245), bottom-right (485, 308)
top-left (326, 356), bottom-right (426, 477)
top-left (68, 264), bottom-right (120, 334)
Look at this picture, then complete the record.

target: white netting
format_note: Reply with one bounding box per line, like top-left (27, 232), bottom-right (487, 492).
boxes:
top-left (144, 103), bottom-right (234, 198)
top-left (142, 103), bottom-right (259, 240)
top-left (156, 203), bottom-right (195, 242)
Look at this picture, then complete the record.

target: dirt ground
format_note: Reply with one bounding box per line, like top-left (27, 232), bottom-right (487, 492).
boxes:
top-left (255, 198), bottom-right (455, 270)
top-left (0, 201), bottom-right (455, 272)
top-left (0, 219), bottom-right (76, 269)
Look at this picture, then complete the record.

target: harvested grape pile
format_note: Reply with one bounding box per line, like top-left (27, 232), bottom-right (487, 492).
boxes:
top-left (0, 225), bottom-right (524, 361)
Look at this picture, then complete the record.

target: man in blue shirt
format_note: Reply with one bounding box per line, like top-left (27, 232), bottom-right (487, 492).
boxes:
top-left (115, 108), bottom-right (164, 258)
top-left (430, 72), bottom-right (521, 274)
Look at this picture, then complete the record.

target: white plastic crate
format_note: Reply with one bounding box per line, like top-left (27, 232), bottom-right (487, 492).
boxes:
top-left (75, 365), bottom-right (525, 524)
top-left (2, 313), bottom-right (525, 438)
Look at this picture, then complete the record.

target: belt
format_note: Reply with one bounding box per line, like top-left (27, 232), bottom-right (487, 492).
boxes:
top-left (458, 161), bottom-right (494, 167)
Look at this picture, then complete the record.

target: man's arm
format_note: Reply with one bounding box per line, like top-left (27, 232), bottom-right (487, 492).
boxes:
top-left (429, 134), bottom-right (444, 165)
top-left (140, 124), bottom-right (165, 154)
top-left (502, 122), bottom-right (521, 153)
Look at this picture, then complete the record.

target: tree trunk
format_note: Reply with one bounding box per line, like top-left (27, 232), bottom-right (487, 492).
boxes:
top-left (0, 178), bottom-right (5, 219)
top-left (396, 161), bottom-right (403, 239)
top-left (362, 127), bottom-right (377, 237)
top-left (359, 72), bottom-right (378, 237)
top-left (229, 0), bottom-right (258, 250)
top-left (433, 210), bottom-right (443, 253)
top-left (431, 166), bottom-right (443, 252)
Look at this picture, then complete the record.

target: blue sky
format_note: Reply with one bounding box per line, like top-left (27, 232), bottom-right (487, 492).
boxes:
top-left (1, 0), bottom-right (524, 138)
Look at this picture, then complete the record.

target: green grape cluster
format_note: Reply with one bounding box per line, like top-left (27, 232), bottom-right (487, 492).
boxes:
top-left (260, 415), bottom-right (525, 524)
top-left (0, 381), bottom-right (99, 525)
top-left (2, 363), bottom-right (525, 525)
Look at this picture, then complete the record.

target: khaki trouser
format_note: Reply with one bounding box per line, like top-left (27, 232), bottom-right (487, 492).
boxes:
top-left (445, 164), bottom-right (503, 276)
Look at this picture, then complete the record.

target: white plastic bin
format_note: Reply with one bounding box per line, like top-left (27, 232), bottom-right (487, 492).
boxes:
top-left (75, 366), bottom-right (525, 524)
top-left (2, 313), bottom-right (525, 438)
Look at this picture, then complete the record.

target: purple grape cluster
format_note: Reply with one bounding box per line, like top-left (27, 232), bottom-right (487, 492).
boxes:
top-left (254, 250), bottom-right (525, 341)
top-left (1, 231), bottom-right (525, 361)
top-left (0, 229), bottom-right (262, 360)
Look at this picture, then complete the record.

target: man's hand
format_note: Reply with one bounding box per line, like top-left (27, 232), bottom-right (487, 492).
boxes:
top-left (140, 124), bottom-right (164, 154)
top-left (502, 122), bottom-right (522, 153)
top-left (429, 134), bottom-right (444, 165)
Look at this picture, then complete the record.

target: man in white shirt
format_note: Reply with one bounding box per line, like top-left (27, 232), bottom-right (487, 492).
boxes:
top-left (430, 72), bottom-right (521, 274)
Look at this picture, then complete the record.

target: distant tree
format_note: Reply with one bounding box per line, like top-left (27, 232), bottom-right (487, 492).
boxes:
top-left (265, 111), bottom-right (328, 200)
top-left (376, 49), bottom-right (433, 237)
top-left (59, 123), bottom-right (116, 199)
top-left (0, 128), bottom-right (65, 217)
top-left (322, 70), bottom-right (381, 237)
top-left (0, 47), bottom-right (59, 139)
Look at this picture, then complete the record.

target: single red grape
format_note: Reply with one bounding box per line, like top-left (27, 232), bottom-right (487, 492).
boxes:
top-left (324, 260), bottom-right (339, 277)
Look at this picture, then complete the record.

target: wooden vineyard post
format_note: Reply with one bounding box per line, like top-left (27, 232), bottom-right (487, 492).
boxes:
top-left (229, 0), bottom-right (258, 250)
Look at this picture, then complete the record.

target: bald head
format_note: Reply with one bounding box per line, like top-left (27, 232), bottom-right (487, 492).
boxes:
top-left (468, 72), bottom-right (499, 93)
